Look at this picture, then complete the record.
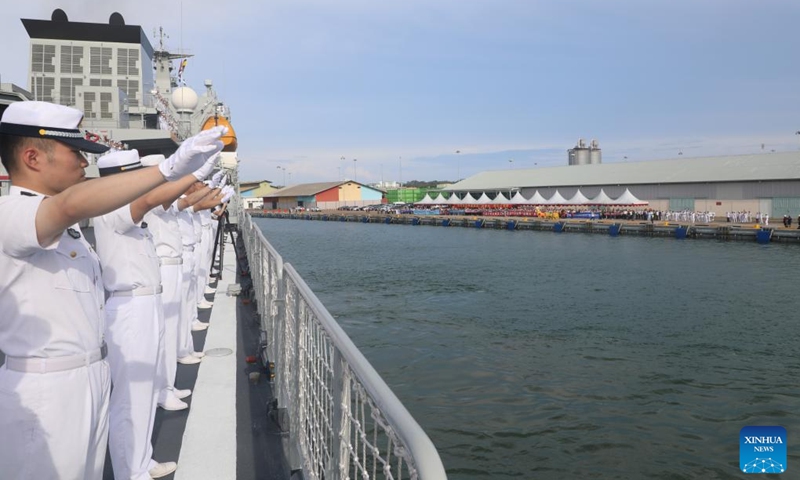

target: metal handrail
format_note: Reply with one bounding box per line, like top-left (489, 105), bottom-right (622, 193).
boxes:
top-left (239, 212), bottom-right (447, 480)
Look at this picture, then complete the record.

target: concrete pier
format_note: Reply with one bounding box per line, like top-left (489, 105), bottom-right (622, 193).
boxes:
top-left (248, 211), bottom-right (800, 245)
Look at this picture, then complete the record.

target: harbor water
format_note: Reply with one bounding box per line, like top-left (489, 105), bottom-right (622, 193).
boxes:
top-left (254, 217), bottom-right (799, 479)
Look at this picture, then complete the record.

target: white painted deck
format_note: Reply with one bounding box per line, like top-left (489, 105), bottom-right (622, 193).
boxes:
top-left (175, 241), bottom-right (238, 480)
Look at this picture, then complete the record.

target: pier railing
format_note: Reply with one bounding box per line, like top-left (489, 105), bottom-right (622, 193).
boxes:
top-left (240, 213), bottom-right (447, 480)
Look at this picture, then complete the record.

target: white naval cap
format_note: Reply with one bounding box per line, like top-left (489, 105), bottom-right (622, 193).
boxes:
top-left (97, 149), bottom-right (142, 177)
top-left (140, 154), bottom-right (165, 167)
top-left (0, 101), bottom-right (109, 154)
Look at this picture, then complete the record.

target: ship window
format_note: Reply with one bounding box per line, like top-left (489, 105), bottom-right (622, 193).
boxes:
top-left (59, 78), bottom-right (83, 106)
top-left (116, 79), bottom-right (140, 107)
top-left (89, 79), bottom-right (112, 87)
top-left (117, 49), bottom-right (140, 76)
top-left (31, 44), bottom-right (56, 73)
top-left (90, 47), bottom-right (113, 75)
top-left (60, 45), bottom-right (83, 74)
top-left (84, 92), bottom-right (97, 119)
top-left (100, 92), bottom-right (113, 119)
top-left (31, 76), bottom-right (55, 102)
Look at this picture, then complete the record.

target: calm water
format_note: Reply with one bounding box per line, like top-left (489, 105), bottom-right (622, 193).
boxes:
top-left (254, 218), bottom-right (800, 479)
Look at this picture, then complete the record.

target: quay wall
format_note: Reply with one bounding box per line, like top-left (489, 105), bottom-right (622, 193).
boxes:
top-left (247, 210), bottom-right (800, 245)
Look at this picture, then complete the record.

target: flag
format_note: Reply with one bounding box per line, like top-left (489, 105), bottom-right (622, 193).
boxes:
top-left (178, 58), bottom-right (188, 83)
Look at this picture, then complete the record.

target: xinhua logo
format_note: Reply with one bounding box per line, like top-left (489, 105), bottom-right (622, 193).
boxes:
top-left (740, 426), bottom-right (787, 474)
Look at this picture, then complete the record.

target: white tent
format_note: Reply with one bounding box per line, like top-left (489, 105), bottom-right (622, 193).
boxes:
top-left (415, 194), bottom-right (434, 205)
top-left (443, 193), bottom-right (460, 204)
top-left (475, 192), bottom-right (493, 204)
top-left (565, 189), bottom-right (590, 205)
top-left (588, 189), bottom-right (614, 205)
top-left (545, 190), bottom-right (568, 205)
top-left (490, 193), bottom-right (509, 205)
top-left (509, 191), bottom-right (529, 204)
top-left (460, 193), bottom-right (478, 204)
top-left (612, 188), bottom-right (648, 205)
top-left (527, 191), bottom-right (547, 204)
top-left (432, 193), bottom-right (448, 204)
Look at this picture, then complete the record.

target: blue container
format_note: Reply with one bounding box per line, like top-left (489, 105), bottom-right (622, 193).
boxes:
top-left (361, 217), bottom-right (369, 223)
top-left (506, 221), bottom-right (516, 230)
top-left (412, 218), bottom-right (420, 226)
top-left (474, 219), bottom-right (484, 228)
top-left (441, 219), bottom-right (451, 227)
top-left (384, 217), bottom-right (391, 224)
top-left (608, 224), bottom-right (621, 237)
top-left (756, 229), bottom-right (772, 244)
top-left (339, 216), bottom-right (346, 222)
top-left (553, 222), bottom-right (565, 233)
top-left (675, 226), bottom-right (688, 239)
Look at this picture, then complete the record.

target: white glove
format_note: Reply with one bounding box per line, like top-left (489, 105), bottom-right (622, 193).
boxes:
top-left (209, 170), bottom-right (225, 188)
top-left (159, 126), bottom-right (226, 181)
top-left (221, 185), bottom-right (234, 204)
top-left (192, 152), bottom-right (220, 181)
top-left (219, 174), bottom-right (228, 189)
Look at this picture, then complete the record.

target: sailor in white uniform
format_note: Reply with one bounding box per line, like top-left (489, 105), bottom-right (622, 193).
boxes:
top-left (0, 101), bottom-right (220, 479)
top-left (140, 155), bottom-right (196, 411)
top-left (175, 182), bottom-right (221, 362)
top-left (94, 147), bottom-right (221, 480)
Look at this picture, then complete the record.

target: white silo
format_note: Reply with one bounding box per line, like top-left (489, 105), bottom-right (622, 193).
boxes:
top-left (589, 139), bottom-right (602, 165)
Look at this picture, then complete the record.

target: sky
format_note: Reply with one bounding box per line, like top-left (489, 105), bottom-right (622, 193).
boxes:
top-left (1, 0), bottom-right (799, 185)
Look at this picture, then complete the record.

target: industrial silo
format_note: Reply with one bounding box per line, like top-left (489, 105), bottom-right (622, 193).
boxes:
top-left (568, 139), bottom-right (591, 165)
top-left (589, 139), bottom-right (602, 165)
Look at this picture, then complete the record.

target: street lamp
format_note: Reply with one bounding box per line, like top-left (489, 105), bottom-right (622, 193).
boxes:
top-left (455, 150), bottom-right (461, 181)
top-left (340, 156), bottom-right (345, 179)
top-left (276, 166), bottom-right (286, 186)
top-left (353, 158), bottom-right (357, 182)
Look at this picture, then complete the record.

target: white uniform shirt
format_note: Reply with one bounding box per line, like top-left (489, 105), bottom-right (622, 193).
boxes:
top-left (94, 204), bottom-right (160, 291)
top-left (176, 201), bottom-right (197, 248)
top-left (0, 187), bottom-right (105, 357)
top-left (144, 203), bottom-right (182, 259)
top-left (199, 209), bottom-right (212, 227)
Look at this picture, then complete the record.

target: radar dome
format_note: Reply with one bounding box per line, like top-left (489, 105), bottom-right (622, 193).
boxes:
top-left (171, 87), bottom-right (198, 113)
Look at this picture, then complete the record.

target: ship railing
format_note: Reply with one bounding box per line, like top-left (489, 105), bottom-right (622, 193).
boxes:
top-left (240, 212), bottom-right (447, 480)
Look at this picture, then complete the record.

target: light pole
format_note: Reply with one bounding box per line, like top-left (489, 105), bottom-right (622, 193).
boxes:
top-left (276, 166), bottom-right (286, 186)
top-left (353, 158), bottom-right (357, 182)
top-left (337, 166), bottom-right (341, 181)
top-left (399, 156), bottom-right (402, 188)
top-left (340, 156), bottom-right (345, 179)
top-left (455, 150), bottom-right (461, 181)
top-left (508, 158), bottom-right (513, 169)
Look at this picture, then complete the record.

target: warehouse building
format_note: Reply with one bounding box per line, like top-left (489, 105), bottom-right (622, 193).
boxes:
top-left (263, 181), bottom-right (385, 210)
top-left (446, 152), bottom-right (800, 217)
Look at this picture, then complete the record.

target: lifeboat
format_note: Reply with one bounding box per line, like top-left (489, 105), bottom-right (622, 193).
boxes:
top-left (201, 115), bottom-right (238, 152)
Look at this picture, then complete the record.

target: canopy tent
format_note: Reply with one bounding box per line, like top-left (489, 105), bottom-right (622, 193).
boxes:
top-left (565, 189), bottom-right (590, 205)
top-left (415, 194), bottom-right (434, 205)
top-left (475, 192), bottom-right (493, 205)
top-left (544, 190), bottom-right (568, 205)
top-left (431, 193), bottom-right (448, 204)
top-left (612, 188), bottom-right (648, 205)
top-left (527, 191), bottom-right (547, 204)
top-left (589, 189), bottom-right (613, 205)
top-left (509, 191), bottom-right (529, 204)
top-left (491, 193), bottom-right (510, 205)
top-left (459, 193), bottom-right (478, 204)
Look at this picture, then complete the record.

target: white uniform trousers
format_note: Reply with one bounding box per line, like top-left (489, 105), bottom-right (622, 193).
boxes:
top-left (0, 360), bottom-right (110, 479)
top-left (105, 294), bottom-right (165, 480)
top-left (157, 263), bottom-right (182, 402)
top-left (178, 249), bottom-right (197, 358)
top-left (195, 226), bottom-right (213, 304)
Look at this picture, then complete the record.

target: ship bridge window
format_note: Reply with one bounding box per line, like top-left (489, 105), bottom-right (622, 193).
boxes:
top-left (32, 44), bottom-right (56, 73)
top-left (60, 46), bottom-right (84, 74)
top-left (90, 47), bottom-right (113, 75)
top-left (117, 48), bottom-right (139, 76)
